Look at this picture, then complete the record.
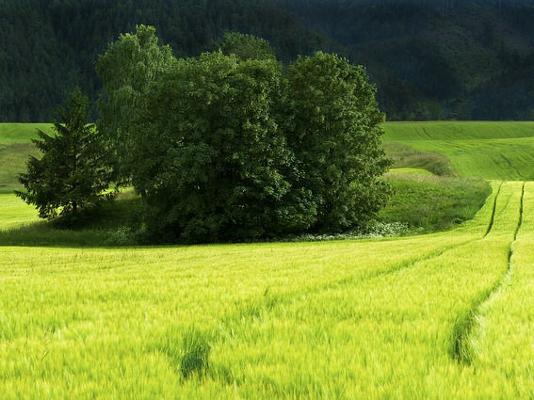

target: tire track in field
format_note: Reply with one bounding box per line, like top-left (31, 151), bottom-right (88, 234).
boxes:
top-left (166, 187), bottom-right (500, 380)
top-left (211, 182), bottom-right (499, 337)
top-left (157, 239), bottom-right (477, 382)
top-left (451, 182), bottom-right (525, 364)
top-left (484, 181), bottom-right (503, 238)
top-left (180, 238), bottom-right (478, 384)
top-left (225, 177), bottom-right (501, 323)
top-left (211, 238), bottom-right (477, 346)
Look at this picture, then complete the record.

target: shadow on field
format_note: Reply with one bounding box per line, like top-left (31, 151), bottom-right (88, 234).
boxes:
top-left (0, 198), bottom-right (143, 248)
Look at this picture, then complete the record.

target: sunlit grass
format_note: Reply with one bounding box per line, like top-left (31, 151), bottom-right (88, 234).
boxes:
top-left (3, 181), bottom-right (532, 398)
top-left (1, 121), bottom-right (533, 397)
top-left (384, 121), bottom-right (534, 180)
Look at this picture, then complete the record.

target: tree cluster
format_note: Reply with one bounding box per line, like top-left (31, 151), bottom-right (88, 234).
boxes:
top-left (18, 27), bottom-right (390, 243)
top-left (97, 28), bottom-right (390, 242)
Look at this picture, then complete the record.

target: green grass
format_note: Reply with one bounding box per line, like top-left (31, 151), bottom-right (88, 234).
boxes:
top-left (0, 123), bottom-right (52, 193)
top-left (388, 167), bottom-right (434, 176)
top-left (381, 174), bottom-right (491, 231)
top-left (0, 181), bottom-right (532, 397)
top-left (384, 121), bottom-right (534, 180)
top-left (0, 123), bottom-right (52, 145)
top-left (1, 122), bottom-right (534, 398)
top-left (384, 142), bottom-right (455, 176)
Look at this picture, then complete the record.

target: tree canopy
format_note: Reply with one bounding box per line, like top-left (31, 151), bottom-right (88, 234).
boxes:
top-left (96, 28), bottom-right (390, 242)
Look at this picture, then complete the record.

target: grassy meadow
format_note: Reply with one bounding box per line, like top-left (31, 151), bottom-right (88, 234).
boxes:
top-left (384, 121), bottom-right (534, 180)
top-left (0, 123), bottom-right (52, 193)
top-left (0, 122), bottom-right (533, 398)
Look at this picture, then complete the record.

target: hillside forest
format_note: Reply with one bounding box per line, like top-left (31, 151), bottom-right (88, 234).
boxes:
top-left (3, 0), bottom-right (534, 121)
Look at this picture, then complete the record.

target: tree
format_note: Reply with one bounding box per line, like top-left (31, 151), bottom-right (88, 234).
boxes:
top-left (218, 32), bottom-right (277, 61)
top-left (16, 89), bottom-right (114, 220)
top-left (284, 52), bottom-right (391, 232)
top-left (135, 52), bottom-right (315, 242)
top-left (96, 25), bottom-right (176, 183)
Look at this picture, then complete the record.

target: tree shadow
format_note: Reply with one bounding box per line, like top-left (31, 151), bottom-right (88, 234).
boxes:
top-left (0, 198), bottom-right (143, 248)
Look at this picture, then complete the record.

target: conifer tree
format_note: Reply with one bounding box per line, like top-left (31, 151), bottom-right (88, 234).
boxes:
top-left (16, 89), bottom-right (114, 220)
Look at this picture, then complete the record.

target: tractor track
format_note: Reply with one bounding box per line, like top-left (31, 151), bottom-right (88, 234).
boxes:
top-left (207, 184), bottom-right (503, 343)
top-left (451, 182), bottom-right (525, 364)
top-left (484, 181), bottom-right (504, 238)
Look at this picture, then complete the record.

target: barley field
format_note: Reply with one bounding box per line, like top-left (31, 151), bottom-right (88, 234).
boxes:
top-left (0, 122), bottom-right (533, 398)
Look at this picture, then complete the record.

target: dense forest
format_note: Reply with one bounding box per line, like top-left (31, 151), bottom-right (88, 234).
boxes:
top-left (2, 0), bottom-right (534, 121)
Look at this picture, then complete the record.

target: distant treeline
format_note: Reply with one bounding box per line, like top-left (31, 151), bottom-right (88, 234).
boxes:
top-left (2, 0), bottom-right (534, 121)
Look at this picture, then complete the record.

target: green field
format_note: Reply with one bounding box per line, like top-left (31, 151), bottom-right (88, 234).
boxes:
top-left (0, 123), bottom-right (52, 193)
top-left (384, 121), bottom-right (534, 180)
top-left (1, 122), bottom-right (533, 398)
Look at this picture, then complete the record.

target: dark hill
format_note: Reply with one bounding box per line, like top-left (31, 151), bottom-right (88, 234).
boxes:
top-left (2, 0), bottom-right (534, 121)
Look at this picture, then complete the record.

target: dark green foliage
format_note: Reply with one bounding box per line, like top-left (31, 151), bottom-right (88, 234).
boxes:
top-left (135, 52), bottom-right (315, 242)
top-left (4, 0), bottom-right (534, 121)
top-left (16, 89), bottom-right (114, 221)
top-left (180, 329), bottom-right (211, 379)
top-left (156, 327), bottom-right (212, 380)
top-left (96, 25), bottom-right (176, 183)
top-left (284, 52), bottom-right (391, 232)
top-left (218, 32), bottom-right (277, 61)
top-left (95, 27), bottom-right (390, 242)
top-left (381, 173), bottom-right (491, 231)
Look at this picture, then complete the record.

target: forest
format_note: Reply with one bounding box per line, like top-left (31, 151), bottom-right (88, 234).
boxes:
top-left (2, 0), bottom-right (534, 121)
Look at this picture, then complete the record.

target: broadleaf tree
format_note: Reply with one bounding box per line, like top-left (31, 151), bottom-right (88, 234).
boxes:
top-left (218, 32), bottom-right (277, 61)
top-left (284, 52), bottom-right (391, 232)
top-left (96, 24), bottom-right (176, 183)
top-left (135, 52), bottom-right (316, 242)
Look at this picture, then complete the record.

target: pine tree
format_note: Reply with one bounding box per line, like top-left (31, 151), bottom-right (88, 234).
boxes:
top-left (16, 89), bottom-right (114, 221)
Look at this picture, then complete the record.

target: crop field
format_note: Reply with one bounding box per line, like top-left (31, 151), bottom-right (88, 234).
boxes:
top-left (384, 121), bottom-right (534, 180)
top-left (0, 123), bottom-right (52, 193)
top-left (0, 122), bottom-right (533, 398)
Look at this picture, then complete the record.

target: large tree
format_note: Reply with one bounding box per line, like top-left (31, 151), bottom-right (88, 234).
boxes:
top-left (135, 52), bottom-right (316, 242)
top-left (96, 25), bottom-right (176, 183)
top-left (16, 89), bottom-right (114, 220)
top-left (218, 32), bottom-right (277, 61)
top-left (284, 52), bottom-right (391, 232)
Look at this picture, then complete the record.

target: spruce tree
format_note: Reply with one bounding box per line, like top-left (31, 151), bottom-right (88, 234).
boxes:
top-left (16, 89), bottom-right (114, 220)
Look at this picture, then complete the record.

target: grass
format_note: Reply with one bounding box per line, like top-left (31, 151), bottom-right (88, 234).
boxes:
top-left (384, 142), bottom-right (455, 176)
top-left (0, 191), bottom-right (142, 247)
top-left (381, 173), bottom-right (491, 231)
top-left (1, 122), bottom-right (534, 398)
top-left (383, 121), bottom-right (534, 180)
top-left (388, 167), bottom-right (434, 176)
top-left (0, 123), bottom-right (52, 193)
top-left (1, 181), bottom-right (533, 398)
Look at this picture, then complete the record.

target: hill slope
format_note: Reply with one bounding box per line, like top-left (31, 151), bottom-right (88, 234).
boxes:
top-left (384, 121), bottom-right (534, 179)
top-left (3, 0), bottom-right (534, 121)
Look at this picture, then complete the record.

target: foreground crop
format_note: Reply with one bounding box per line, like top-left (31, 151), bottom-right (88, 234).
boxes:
top-left (0, 181), bottom-right (533, 398)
